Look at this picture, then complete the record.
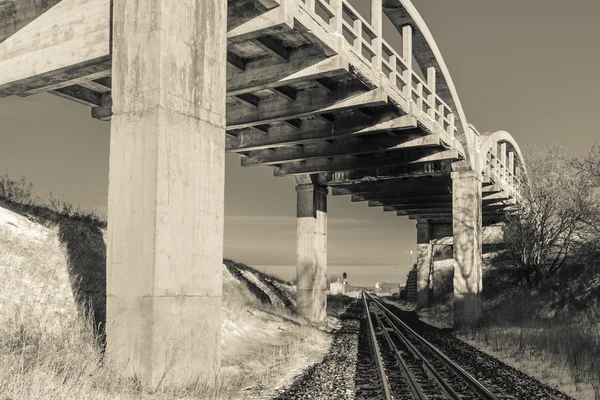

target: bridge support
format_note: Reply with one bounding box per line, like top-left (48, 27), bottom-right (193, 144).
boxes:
top-left (451, 170), bottom-right (483, 328)
top-left (105, 0), bottom-right (227, 387)
top-left (296, 183), bottom-right (328, 323)
top-left (416, 219), bottom-right (432, 310)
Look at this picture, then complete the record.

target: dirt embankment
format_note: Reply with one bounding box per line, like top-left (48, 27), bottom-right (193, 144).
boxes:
top-left (0, 201), bottom-right (332, 400)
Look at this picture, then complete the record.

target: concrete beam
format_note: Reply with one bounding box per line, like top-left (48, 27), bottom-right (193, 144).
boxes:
top-left (352, 193), bottom-right (451, 203)
top-left (227, 52), bottom-right (246, 71)
top-left (227, 4), bottom-right (292, 44)
top-left (0, 0), bottom-right (110, 97)
top-left (226, 84), bottom-right (387, 129)
top-left (385, 203), bottom-right (453, 212)
top-left (370, 197), bottom-right (451, 207)
top-left (325, 164), bottom-right (450, 183)
top-left (0, 0), bottom-right (62, 43)
top-left (394, 207), bottom-right (452, 215)
top-left (50, 84), bottom-right (102, 108)
top-left (275, 148), bottom-right (459, 177)
top-left (332, 175), bottom-right (452, 196)
top-left (408, 214), bottom-right (452, 221)
top-left (242, 132), bottom-right (439, 167)
top-left (106, 0), bottom-right (226, 387)
top-left (451, 170), bottom-right (483, 328)
top-left (227, 47), bottom-right (347, 96)
top-left (251, 36), bottom-right (289, 61)
top-left (296, 183), bottom-right (327, 323)
top-left (227, 114), bottom-right (417, 152)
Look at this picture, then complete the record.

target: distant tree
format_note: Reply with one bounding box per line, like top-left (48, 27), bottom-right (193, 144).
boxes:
top-left (496, 145), bottom-right (597, 290)
top-left (572, 142), bottom-right (600, 234)
top-left (572, 142), bottom-right (600, 186)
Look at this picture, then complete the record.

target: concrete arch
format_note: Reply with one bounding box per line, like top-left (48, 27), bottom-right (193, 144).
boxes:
top-left (382, 0), bottom-right (476, 170)
top-left (477, 130), bottom-right (528, 176)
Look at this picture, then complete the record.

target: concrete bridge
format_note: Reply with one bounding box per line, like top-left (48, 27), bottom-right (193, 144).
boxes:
top-left (0, 0), bottom-right (526, 387)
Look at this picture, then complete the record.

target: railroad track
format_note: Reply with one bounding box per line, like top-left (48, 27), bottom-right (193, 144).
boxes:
top-left (362, 291), bottom-right (512, 400)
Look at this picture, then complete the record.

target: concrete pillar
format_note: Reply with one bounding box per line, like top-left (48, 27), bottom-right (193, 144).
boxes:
top-left (416, 219), bottom-right (432, 309)
top-left (451, 170), bottom-right (483, 328)
top-left (296, 184), bottom-right (328, 323)
top-left (106, 0), bottom-right (227, 387)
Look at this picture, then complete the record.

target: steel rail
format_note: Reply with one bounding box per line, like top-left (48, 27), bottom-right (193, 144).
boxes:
top-left (371, 299), bottom-right (462, 399)
top-left (369, 301), bottom-right (428, 399)
top-left (367, 293), bottom-right (501, 400)
top-left (361, 291), bottom-right (393, 400)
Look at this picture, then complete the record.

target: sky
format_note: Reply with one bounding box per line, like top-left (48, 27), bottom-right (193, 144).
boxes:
top-left (0, 0), bottom-right (598, 286)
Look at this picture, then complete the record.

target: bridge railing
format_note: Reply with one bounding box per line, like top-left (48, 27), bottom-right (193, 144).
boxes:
top-left (298, 0), bottom-right (456, 138)
top-left (485, 151), bottom-right (522, 202)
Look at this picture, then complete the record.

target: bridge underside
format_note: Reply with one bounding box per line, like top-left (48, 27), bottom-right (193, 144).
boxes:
top-left (0, 0), bottom-right (521, 387)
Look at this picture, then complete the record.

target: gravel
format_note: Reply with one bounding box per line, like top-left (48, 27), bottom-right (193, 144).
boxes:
top-left (270, 297), bottom-right (573, 399)
top-left (381, 300), bottom-right (575, 400)
top-left (271, 300), bottom-right (368, 400)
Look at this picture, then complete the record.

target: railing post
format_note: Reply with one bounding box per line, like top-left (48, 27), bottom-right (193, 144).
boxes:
top-left (508, 151), bottom-right (515, 192)
top-left (416, 82), bottom-right (423, 111)
top-left (500, 142), bottom-right (507, 184)
top-left (427, 66), bottom-right (436, 119)
top-left (371, 0), bottom-right (382, 73)
top-left (389, 55), bottom-right (397, 87)
top-left (491, 143), bottom-right (498, 180)
top-left (447, 113), bottom-right (455, 136)
top-left (331, 0), bottom-right (343, 35)
top-left (402, 24), bottom-right (413, 99)
top-left (306, 0), bottom-right (315, 13)
top-left (437, 104), bottom-right (444, 127)
top-left (354, 18), bottom-right (362, 52)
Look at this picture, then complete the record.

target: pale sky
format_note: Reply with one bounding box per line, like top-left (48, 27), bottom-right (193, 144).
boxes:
top-left (0, 0), bottom-right (598, 285)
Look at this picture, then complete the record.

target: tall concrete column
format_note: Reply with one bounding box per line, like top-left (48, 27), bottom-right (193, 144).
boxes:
top-left (106, 0), bottom-right (227, 387)
top-left (451, 170), bottom-right (483, 328)
top-left (416, 219), bottom-right (432, 309)
top-left (296, 184), bottom-right (328, 323)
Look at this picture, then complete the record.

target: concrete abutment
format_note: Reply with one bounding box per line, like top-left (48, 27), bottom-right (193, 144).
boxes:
top-left (105, 0), bottom-right (227, 387)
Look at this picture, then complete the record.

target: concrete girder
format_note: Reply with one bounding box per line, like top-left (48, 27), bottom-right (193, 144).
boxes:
top-left (241, 132), bottom-right (441, 167)
top-left (228, 115), bottom-right (419, 153)
top-left (275, 148), bottom-right (460, 177)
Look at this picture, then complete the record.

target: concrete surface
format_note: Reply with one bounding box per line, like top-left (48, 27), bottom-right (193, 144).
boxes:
top-left (296, 183), bottom-right (328, 323)
top-left (452, 170), bottom-right (483, 328)
top-left (105, 0), bottom-right (227, 387)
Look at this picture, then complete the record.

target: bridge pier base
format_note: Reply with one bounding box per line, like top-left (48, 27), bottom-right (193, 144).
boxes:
top-left (416, 219), bottom-right (432, 310)
top-left (451, 170), bottom-right (483, 328)
top-left (296, 183), bottom-right (328, 323)
top-left (105, 0), bottom-right (227, 388)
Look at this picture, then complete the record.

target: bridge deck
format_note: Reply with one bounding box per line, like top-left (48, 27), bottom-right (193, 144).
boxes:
top-left (0, 0), bottom-right (520, 223)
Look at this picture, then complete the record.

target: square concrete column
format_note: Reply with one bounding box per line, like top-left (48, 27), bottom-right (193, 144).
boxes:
top-left (451, 170), bottom-right (483, 328)
top-left (296, 184), bottom-right (328, 323)
top-left (416, 219), bottom-right (432, 310)
top-left (106, 0), bottom-right (227, 387)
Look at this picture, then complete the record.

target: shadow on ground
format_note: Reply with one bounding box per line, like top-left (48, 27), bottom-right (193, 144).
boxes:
top-left (57, 219), bottom-right (107, 344)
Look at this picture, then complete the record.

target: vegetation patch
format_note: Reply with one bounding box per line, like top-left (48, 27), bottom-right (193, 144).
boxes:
top-left (0, 175), bottom-right (332, 399)
top-left (465, 144), bottom-right (600, 400)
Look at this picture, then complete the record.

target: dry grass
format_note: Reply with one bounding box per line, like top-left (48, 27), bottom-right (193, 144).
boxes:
top-left (418, 264), bottom-right (600, 399)
top-left (461, 289), bottom-right (600, 400)
top-left (326, 294), bottom-right (354, 317)
top-left (0, 216), bottom-right (330, 399)
top-left (0, 176), bottom-right (332, 399)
